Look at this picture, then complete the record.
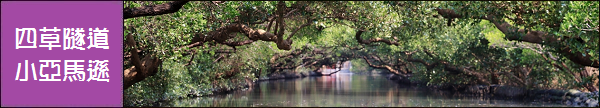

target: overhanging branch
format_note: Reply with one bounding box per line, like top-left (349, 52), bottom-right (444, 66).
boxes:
top-left (355, 30), bottom-right (400, 46)
top-left (435, 8), bottom-right (598, 67)
top-left (124, 1), bottom-right (190, 19)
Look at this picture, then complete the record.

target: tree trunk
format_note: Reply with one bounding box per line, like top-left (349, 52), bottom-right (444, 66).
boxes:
top-left (581, 66), bottom-right (599, 92)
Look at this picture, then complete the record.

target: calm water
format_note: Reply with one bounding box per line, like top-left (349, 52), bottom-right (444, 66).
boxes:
top-left (161, 73), bottom-right (567, 107)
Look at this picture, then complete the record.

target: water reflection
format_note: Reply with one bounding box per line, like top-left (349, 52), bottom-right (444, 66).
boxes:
top-left (164, 73), bottom-right (566, 107)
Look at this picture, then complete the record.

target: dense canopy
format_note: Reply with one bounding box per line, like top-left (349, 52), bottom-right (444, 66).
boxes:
top-left (122, 1), bottom-right (598, 106)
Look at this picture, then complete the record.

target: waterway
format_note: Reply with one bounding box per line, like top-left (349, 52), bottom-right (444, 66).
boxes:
top-left (159, 73), bottom-right (567, 107)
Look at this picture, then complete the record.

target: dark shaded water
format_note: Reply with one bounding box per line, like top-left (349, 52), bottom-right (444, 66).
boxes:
top-left (161, 73), bottom-right (566, 107)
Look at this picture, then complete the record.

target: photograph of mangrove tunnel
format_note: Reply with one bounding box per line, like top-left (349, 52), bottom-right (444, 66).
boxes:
top-left (122, 1), bottom-right (599, 107)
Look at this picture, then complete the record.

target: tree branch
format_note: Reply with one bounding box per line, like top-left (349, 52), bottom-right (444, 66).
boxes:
top-left (266, 17), bottom-right (276, 32)
top-left (187, 23), bottom-right (292, 50)
top-left (362, 56), bottom-right (405, 76)
top-left (124, 33), bottom-right (163, 90)
top-left (276, 1), bottom-right (286, 39)
top-left (124, 1), bottom-right (190, 19)
top-left (287, 17), bottom-right (312, 40)
top-left (355, 30), bottom-right (400, 46)
top-left (284, 9), bottom-right (300, 17)
top-left (223, 40), bottom-right (256, 47)
top-left (435, 8), bottom-right (599, 67)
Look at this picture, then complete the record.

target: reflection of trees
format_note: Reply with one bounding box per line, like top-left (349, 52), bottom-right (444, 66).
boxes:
top-left (335, 73), bottom-right (353, 92)
top-left (163, 75), bottom-right (562, 107)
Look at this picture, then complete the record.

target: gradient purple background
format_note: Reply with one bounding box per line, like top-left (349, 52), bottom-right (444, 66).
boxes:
top-left (1, 1), bottom-right (122, 107)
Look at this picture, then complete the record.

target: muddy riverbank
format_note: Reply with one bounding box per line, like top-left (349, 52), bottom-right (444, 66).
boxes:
top-left (384, 73), bottom-right (598, 107)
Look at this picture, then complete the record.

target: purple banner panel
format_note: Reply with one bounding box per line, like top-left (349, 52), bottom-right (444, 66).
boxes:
top-left (1, 1), bottom-right (122, 107)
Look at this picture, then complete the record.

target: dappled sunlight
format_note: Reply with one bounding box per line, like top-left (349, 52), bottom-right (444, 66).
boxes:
top-left (123, 1), bottom-right (598, 107)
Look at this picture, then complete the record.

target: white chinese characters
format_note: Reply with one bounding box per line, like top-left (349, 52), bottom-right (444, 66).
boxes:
top-left (15, 28), bottom-right (37, 49)
top-left (15, 27), bottom-right (110, 50)
top-left (64, 28), bottom-right (87, 50)
top-left (39, 60), bottom-right (61, 81)
top-left (64, 60), bottom-right (86, 82)
top-left (87, 60), bottom-right (110, 82)
top-left (15, 60), bottom-right (110, 82)
top-left (39, 27), bottom-right (62, 50)
top-left (87, 28), bottom-right (109, 49)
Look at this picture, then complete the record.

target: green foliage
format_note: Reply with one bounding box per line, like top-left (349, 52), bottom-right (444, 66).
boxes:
top-left (559, 1), bottom-right (599, 61)
top-left (123, 1), bottom-right (280, 106)
top-left (124, 1), bottom-right (598, 106)
top-left (350, 59), bottom-right (374, 74)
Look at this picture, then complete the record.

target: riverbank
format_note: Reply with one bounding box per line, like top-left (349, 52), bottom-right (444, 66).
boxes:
top-left (139, 71), bottom-right (320, 106)
top-left (132, 71), bottom-right (594, 107)
top-left (234, 72), bottom-right (598, 107)
top-left (384, 73), bottom-right (599, 107)
top-left (129, 72), bottom-right (303, 106)
top-left (210, 72), bottom-right (312, 95)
